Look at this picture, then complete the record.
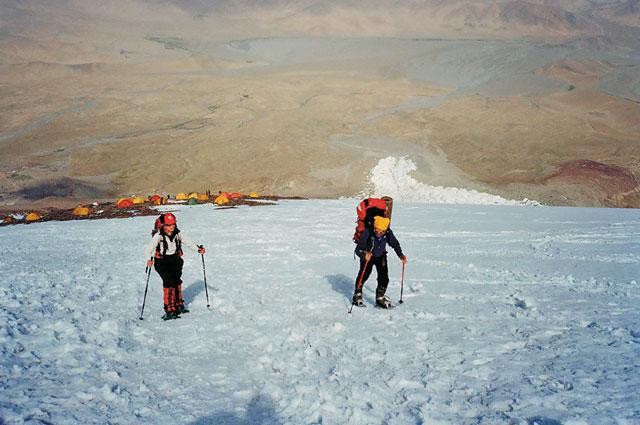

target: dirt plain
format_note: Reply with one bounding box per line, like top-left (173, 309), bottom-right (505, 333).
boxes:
top-left (1, 0), bottom-right (639, 208)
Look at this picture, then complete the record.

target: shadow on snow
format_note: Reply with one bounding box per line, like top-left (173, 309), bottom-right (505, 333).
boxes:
top-left (188, 394), bottom-right (282, 425)
top-left (325, 273), bottom-right (366, 303)
top-left (183, 280), bottom-right (205, 306)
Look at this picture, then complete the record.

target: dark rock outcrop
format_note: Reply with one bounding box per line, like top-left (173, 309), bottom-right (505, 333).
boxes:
top-left (544, 160), bottom-right (640, 207)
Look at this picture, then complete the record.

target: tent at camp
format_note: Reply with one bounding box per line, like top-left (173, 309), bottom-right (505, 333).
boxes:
top-left (220, 191), bottom-right (243, 199)
top-left (249, 192), bottom-right (259, 198)
top-left (188, 192), bottom-right (199, 199)
top-left (26, 212), bottom-right (41, 222)
top-left (116, 198), bottom-right (134, 208)
top-left (187, 198), bottom-right (198, 205)
top-left (149, 195), bottom-right (164, 205)
top-left (214, 194), bottom-right (229, 205)
top-left (175, 193), bottom-right (189, 201)
top-left (132, 197), bottom-right (146, 205)
top-left (197, 193), bottom-right (209, 202)
top-left (72, 206), bottom-right (90, 217)
top-left (2, 216), bottom-right (13, 225)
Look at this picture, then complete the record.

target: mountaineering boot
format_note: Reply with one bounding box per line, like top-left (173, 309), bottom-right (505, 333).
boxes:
top-left (375, 296), bottom-right (392, 309)
top-left (178, 305), bottom-right (190, 314)
top-left (352, 292), bottom-right (364, 306)
top-left (162, 311), bottom-right (181, 320)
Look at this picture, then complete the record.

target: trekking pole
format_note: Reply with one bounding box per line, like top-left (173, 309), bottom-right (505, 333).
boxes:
top-left (139, 258), bottom-right (153, 320)
top-left (398, 261), bottom-right (406, 304)
top-left (348, 255), bottom-right (371, 314)
top-left (199, 246), bottom-right (210, 308)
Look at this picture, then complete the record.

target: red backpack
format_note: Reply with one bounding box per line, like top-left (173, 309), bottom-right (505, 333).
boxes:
top-left (353, 196), bottom-right (393, 243)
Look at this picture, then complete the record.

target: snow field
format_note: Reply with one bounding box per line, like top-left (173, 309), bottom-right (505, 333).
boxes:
top-left (0, 199), bottom-right (639, 424)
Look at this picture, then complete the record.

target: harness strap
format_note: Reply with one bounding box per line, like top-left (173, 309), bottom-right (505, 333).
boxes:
top-left (155, 229), bottom-right (183, 258)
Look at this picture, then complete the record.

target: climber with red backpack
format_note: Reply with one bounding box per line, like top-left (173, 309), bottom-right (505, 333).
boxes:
top-left (144, 212), bottom-right (205, 320)
top-left (352, 197), bottom-right (406, 309)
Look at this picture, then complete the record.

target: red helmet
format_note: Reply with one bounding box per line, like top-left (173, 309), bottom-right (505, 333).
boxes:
top-left (162, 213), bottom-right (177, 225)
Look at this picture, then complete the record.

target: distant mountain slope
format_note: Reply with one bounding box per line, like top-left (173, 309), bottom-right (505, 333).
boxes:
top-left (0, 0), bottom-right (607, 40)
top-left (182, 0), bottom-right (599, 38)
top-left (595, 0), bottom-right (640, 26)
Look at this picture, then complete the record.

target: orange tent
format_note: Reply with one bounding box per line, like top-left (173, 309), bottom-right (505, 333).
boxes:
top-left (117, 198), bottom-right (134, 208)
top-left (2, 216), bottom-right (13, 225)
top-left (229, 192), bottom-right (243, 199)
top-left (197, 193), bottom-right (209, 202)
top-left (149, 195), bottom-right (162, 202)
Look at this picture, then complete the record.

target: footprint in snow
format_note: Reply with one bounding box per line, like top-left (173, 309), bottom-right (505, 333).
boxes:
top-left (514, 298), bottom-right (527, 309)
top-left (526, 417), bottom-right (562, 425)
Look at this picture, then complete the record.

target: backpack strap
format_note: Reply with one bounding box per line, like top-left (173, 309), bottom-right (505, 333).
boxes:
top-left (155, 234), bottom-right (167, 258)
top-left (154, 228), bottom-right (183, 257)
top-left (175, 229), bottom-right (183, 256)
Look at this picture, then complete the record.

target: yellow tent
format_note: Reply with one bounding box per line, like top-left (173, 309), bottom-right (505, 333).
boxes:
top-left (214, 194), bottom-right (229, 205)
top-left (188, 192), bottom-right (199, 199)
top-left (72, 206), bottom-right (90, 217)
top-left (132, 197), bottom-right (146, 205)
top-left (26, 212), bottom-right (41, 222)
top-left (197, 193), bottom-right (209, 202)
top-left (249, 191), bottom-right (259, 198)
top-left (176, 193), bottom-right (189, 201)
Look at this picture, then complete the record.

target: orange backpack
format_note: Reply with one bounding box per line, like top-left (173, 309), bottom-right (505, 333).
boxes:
top-left (353, 196), bottom-right (393, 243)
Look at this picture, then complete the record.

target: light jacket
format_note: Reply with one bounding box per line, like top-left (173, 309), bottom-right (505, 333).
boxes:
top-left (145, 230), bottom-right (200, 259)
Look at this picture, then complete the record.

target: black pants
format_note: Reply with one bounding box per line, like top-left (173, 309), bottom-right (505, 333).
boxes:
top-left (354, 254), bottom-right (389, 299)
top-left (154, 255), bottom-right (183, 288)
top-left (154, 255), bottom-right (184, 313)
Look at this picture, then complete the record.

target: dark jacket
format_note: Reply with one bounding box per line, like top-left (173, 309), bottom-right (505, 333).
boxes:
top-left (355, 228), bottom-right (404, 260)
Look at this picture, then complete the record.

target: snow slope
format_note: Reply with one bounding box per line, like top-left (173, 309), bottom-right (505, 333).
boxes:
top-left (1, 200), bottom-right (639, 424)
